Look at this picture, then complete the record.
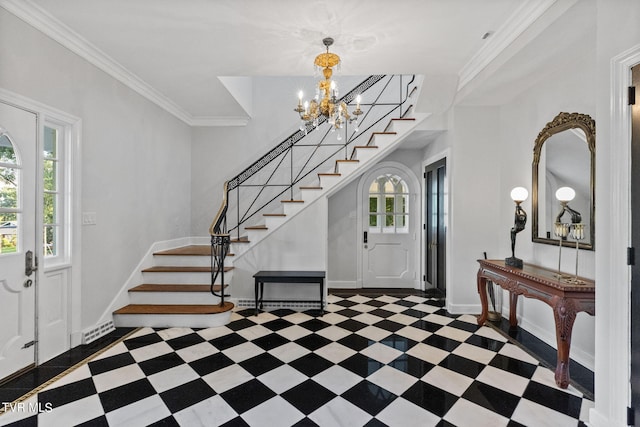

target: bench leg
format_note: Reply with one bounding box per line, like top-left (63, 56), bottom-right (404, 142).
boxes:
top-left (320, 279), bottom-right (324, 315)
top-left (254, 278), bottom-right (259, 316)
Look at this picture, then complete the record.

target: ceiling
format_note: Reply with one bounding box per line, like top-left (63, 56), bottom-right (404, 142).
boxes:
top-left (1, 0), bottom-right (589, 125)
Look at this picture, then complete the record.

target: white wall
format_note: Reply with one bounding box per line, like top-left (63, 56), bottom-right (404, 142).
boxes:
top-left (327, 148), bottom-right (424, 287)
top-left (0, 10), bottom-right (192, 331)
top-left (497, 48), bottom-right (596, 368)
top-left (592, 1), bottom-right (640, 425)
top-left (445, 106), bottom-right (503, 313)
top-left (230, 197), bottom-right (328, 302)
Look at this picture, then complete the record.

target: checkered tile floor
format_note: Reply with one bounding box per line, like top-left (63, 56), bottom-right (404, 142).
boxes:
top-left (1, 295), bottom-right (592, 426)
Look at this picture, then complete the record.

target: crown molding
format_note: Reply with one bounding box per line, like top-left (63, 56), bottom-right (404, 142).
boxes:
top-left (457, 0), bottom-right (558, 92)
top-left (190, 116), bottom-right (251, 127)
top-left (0, 0), bottom-right (247, 127)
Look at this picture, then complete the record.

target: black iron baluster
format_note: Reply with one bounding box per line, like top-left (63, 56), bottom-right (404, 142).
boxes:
top-left (290, 145), bottom-right (294, 200)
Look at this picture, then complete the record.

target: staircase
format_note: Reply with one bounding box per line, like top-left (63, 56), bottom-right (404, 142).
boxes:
top-left (113, 245), bottom-right (235, 328)
top-left (112, 74), bottom-right (426, 328)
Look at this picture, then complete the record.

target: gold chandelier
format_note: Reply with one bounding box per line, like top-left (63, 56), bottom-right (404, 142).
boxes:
top-left (295, 37), bottom-right (362, 136)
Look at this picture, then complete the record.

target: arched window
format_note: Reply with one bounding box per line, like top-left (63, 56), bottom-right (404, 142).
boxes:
top-left (368, 173), bottom-right (409, 233)
top-left (0, 130), bottom-right (19, 254)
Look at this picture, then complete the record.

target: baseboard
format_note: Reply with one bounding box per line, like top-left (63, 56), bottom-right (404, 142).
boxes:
top-left (517, 315), bottom-right (594, 371)
top-left (236, 299), bottom-right (322, 310)
top-left (327, 280), bottom-right (357, 289)
top-left (446, 303), bottom-right (479, 315)
top-left (587, 409), bottom-right (609, 427)
top-left (446, 303), bottom-right (594, 371)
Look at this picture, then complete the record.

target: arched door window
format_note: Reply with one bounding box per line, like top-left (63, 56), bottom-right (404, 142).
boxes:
top-left (368, 173), bottom-right (409, 233)
top-left (0, 130), bottom-right (19, 254)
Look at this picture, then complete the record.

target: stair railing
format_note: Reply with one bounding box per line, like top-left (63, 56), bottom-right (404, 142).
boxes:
top-left (209, 181), bottom-right (230, 306)
top-left (209, 74), bottom-right (417, 301)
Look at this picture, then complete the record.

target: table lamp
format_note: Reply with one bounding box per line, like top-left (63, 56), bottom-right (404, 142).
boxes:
top-left (554, 186), bottom-right (581, 278)
top-left (505, 187), bottom-right (528, 268)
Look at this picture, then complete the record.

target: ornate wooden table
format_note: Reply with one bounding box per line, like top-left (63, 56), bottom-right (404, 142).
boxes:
top-left (476, 259), bottom-right (595, 389)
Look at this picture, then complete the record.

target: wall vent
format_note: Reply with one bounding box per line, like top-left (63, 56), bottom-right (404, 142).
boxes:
top-left (82, 320), bottom-right (115, 344)
top-left (236, 299), bottom-right (322, 310)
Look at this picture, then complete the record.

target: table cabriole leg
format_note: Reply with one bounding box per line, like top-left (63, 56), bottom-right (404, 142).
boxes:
top-left (477, 273), bottom-right (489, 325)
top-left (552, 297), bottom-right (578, 389)
top-left (509, 292), bottom-right (519, 328)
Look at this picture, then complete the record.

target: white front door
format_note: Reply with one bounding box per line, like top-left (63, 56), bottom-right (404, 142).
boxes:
top-left (362, 167), bottom-right (417, 288)
top-left (0, 102), bottom-right (37, 381)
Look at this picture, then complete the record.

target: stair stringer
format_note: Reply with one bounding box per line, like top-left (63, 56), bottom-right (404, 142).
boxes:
top-left (232, 112), bottom-right (430, 256)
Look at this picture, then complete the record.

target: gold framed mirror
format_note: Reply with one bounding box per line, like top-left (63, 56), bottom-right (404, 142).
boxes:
top-left (532, 112), bottom-right (595, 250)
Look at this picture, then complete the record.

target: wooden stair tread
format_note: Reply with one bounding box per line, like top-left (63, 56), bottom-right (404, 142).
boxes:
top-left (231, 238), bottom-right (250, 243)
top-left (263, 213), bottom-right (286, 217)
top-left (354, 145), bottom-right (378, 149)
top-left (245, 225), bottom-right (268, 230)
top-left (130, 284), bottom-right (227, 292)
top-left (299, 186), bottom-right (322, 190)
top-left (391, 118), bottom-right (416, 121)
top-left (153, 245), bottom-right (234, 257)
top-left (154, 245), bottom-right (211, 256)
top-left (114, 303), bottom-right (234, 315)
top-left (318, 173), bottom-right (341, 176)
top-left (336, 159), bottom-right (359, 163)
top-left (281, 199), bottom-right (304, 203)
top-left (142, 266), bottom-right (233, 273)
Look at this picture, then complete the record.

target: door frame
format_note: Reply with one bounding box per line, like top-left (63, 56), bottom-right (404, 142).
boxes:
top-left (597, 45), bottom-right (640, 425)
top-left (422, 150), bottom-right (450, 297)
top-left (356, 161), bottom-right (421, 289)
top-left (0, 88), bottom-right (82, 362)
top-left (424, 157), bottom-right (447, 294)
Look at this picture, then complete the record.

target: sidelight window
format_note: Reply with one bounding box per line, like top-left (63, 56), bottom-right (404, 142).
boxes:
top-left (43, 125), bottom-right (62, 258)
top-left (0, 131), bottom-right (19, 254)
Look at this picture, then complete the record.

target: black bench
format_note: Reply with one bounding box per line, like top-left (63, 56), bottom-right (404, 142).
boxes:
top-left (253, 271), bottom-right (326, 316)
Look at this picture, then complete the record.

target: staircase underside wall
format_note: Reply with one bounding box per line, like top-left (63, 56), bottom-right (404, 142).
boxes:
top-left (231, 197), bottom-right (328, 303)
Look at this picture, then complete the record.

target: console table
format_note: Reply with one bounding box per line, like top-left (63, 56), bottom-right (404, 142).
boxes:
top-left (253, 271), bottom-right (326, 316)
top-left (476, 259), bottom-right (595, 389)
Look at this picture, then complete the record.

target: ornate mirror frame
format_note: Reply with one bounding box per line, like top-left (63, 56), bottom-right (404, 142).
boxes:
top-left (532, 112), bottom-right (595, 250)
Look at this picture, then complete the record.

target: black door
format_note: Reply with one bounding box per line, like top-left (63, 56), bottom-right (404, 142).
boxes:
top-left (425, 158), bottom-right (446, 295)
top-left (631, 65), bottom-right (640, 424)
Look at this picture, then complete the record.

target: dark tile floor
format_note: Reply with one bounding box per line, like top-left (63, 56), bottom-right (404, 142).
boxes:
top-left (0, 295), bottom-right (592, 426)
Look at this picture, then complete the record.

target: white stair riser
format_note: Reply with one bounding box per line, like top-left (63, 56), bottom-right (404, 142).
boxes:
top-left (153, 255), bottom-right (233, 268)
top-left (129, 291), bottom-right (221, 305)
top-left (247, 229), bottom-right (268, 243)
top-left (318, 175), bottom-right (341, 188)
top-left (282, 203), bottom-right (305, 216)
top-left (142, 271), bottom-right (232, 284)
top-left (113, 311), bottom-right (232, 328)
top-left (387, 120), bottom-right (414, 134)
top-left (264, 216), bottom-right (287, 229)
top-left (352, 148), bottom-right (378, 162)
top-left (230, 242), bottom-right (250, 255)
top-left (300, 189), bottom-right (323, 203)
top-left (336, 162), bottom-right (359, 176)
top-left (370, 134), bottom-right (396, 148)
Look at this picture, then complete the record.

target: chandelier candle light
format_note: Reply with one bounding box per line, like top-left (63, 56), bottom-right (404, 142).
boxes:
top-left (295, 38), bottom-right (363, 136)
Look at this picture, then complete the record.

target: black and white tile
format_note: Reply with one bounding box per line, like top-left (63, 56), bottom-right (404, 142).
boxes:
top-left (0, 295), bottom-right (592, 426)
